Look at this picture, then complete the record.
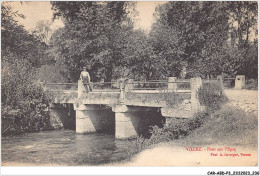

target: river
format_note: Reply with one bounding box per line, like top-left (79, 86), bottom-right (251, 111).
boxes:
top-left (2, 130), bottom-right (132, 166)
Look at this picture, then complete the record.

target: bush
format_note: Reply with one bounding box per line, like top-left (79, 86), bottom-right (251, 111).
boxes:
top-left (2, 60), bottom-right (51, 136)
top-left (198, 81), bottom-right (228, 111)
top-left (152, 112), bottom-right (207, 140)
top-left (124, 112), bottom-right (208, 157)
top-left (2, 85), bottom-right (51, 135)
top-left (245, 79), bottom-right (258, 90)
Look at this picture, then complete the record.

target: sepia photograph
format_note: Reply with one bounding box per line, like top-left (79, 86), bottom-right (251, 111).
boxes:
top-left (1, 0), bottom-right (259, 174)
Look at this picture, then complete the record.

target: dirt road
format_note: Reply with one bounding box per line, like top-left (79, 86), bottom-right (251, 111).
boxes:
top-left (224, 89), bottom-right (258, 116)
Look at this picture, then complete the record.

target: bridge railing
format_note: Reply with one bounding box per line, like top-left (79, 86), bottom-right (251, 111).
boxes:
top-left (125, 79), bottom-right (191, 93)
top-left (44, 83), bottom-right (78, 91)
top-left (45, 81), bottom-right (121, 92)
top-left (223, 77), bottom-right (235, 88)
top-left (44, 78), bottom-right (192, 96)
top-left (83, 82), bottom-right (120, 92)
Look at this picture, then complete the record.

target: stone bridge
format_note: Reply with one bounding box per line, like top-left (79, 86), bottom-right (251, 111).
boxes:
top-left (45, 77), bottom-right (206, 139)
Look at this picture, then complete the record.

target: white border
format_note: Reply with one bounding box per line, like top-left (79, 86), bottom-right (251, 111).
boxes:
top-left (1, 0), bottom-right (259, 175)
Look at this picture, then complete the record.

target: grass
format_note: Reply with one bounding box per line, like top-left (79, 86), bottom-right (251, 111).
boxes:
top-left (180, 106), bottom-right (258, 148)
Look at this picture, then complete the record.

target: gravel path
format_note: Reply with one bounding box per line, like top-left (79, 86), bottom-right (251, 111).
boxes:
top-left (224, 89), bottom-right (258, 116)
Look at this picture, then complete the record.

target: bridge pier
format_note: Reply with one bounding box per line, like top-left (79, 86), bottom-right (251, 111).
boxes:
top-left (112, 105), bottom-right (138, 139)
top-left (75, 104), bottom-right (115, 134)
top-left (112, 105), bottom-right (165, 139)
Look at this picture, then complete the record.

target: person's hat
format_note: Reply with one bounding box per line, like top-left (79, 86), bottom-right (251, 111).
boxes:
top-left (83, 66), bottom-right (87, 69)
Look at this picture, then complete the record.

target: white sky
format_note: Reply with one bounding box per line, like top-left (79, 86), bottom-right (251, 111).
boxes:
top-left (8, 1), bottom-right (167, 33)
top-left (8, 1), bottom-right (64, 32)
top-left (134, 1), bottom-right (166, 32)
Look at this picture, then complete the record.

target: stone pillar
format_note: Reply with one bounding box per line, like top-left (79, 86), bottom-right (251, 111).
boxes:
top-left (125, 79), bottom-right (134, 92)
top-left (168, 77), bottom-right (177, 91)
top-left (112, 105), bottom-right (138, 139)
top-left (119, 79), bottom-right (126, 103)
top-left (190, 77), bottom-right (202, 114)
top-left (217, 75), bottom-right (224, 88)
top-left (78, 80), bottom-right (86, 99)
top-left (76, 110), bottom-right (95, 133)
top-left (75, 104), bottom-right (115, 134)
top-left (235, 75), bottom-right (245, 89)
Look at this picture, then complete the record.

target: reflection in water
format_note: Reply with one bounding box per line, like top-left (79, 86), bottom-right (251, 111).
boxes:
top-left (2, 130), bottom-right (130, 165)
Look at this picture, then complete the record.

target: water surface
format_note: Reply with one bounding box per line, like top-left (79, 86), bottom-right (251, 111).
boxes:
top-left (2, 130), bottom-right (130, 166)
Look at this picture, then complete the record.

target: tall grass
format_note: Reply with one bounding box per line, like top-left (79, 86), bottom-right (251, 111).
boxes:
top-left (180, 106), bottom-right (258, 148)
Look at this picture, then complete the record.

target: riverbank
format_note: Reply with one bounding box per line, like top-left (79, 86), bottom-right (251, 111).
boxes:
top-left (108, 89), bottom-right (258, 166)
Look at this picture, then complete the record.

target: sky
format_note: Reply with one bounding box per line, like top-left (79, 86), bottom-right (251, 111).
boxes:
top-left (8, 1), bottom-right (64, 32)
top-left (8, 1), bottom-right (167, 33)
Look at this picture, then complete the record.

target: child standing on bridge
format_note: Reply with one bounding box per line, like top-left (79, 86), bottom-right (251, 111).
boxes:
top-left (80, 67), bottom-right (92, 92)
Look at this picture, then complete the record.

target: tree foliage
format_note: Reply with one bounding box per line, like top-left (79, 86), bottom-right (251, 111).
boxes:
top-left (151, 1), bottom-right (257, 78)
top-left (49, 1), bottom-right (136, 82)
top-left (2, 4), bottom-right (48, 67)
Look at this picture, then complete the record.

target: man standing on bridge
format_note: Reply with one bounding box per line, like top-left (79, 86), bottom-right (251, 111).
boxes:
top-left (80, 66), bottom-right (92, 92)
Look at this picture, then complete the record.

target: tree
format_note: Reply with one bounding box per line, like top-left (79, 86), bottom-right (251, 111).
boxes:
top-left (227, 1), bottom-right (258, 78)
top-left (228, 2), bottom-right (257, 47)
top-left (2, 3), bottom-right (48, 67)
top-left (151, 1), bottom-right (257, 78)
top-left (118, 29), bottom-right (158, 80)
top-left (49, 2), bottom-right (136, 82)
top-left (149, 19), bottom-right (186, 78)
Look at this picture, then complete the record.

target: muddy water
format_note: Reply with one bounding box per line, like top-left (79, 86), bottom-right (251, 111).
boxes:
top-left (2, 130), bottom-right (131, 166)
